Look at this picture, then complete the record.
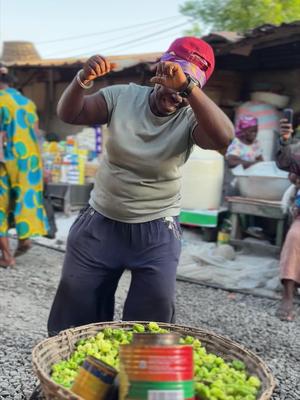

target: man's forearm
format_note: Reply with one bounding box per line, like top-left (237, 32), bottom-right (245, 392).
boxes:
top-left (188, 87), bottom-right (234, 148)
top-left (275, 141), bottom-right (300, 175)
top-left (57, 77), bottom-right (86, 123)
top-left (227, 155), bottom-right (255, 169)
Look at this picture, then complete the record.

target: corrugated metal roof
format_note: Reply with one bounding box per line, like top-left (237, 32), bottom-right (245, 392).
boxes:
top-left (202, 31), bottom-right (243, 44)
top-left (209, 21), bottom-right (300, 55)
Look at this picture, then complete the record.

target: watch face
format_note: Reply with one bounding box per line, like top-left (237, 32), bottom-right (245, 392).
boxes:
top-left (179, 75), bottom-right (199, 97)
top-left (188, 75), bottom-right (200, 86)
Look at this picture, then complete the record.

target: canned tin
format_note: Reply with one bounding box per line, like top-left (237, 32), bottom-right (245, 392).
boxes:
top-left (131, 332), bottom-right (180, 346)
top-left (217, 230), bottom-right (230, 244)
top-left (71, 356), bottom-right (117, 400)
top-left (119, 333), bottom-right (194, 400)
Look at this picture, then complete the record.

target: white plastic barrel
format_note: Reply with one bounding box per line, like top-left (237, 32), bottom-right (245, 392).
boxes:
top-left (181, 147), bottom-right (224, 210)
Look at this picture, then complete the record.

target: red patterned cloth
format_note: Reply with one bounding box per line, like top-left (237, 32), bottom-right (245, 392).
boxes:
top-left (280, 217), bottom-right (300, 284)
top-left (160, 36), bottom-right (215, 88)
top-left (235, 115), bottom-right (258, 138)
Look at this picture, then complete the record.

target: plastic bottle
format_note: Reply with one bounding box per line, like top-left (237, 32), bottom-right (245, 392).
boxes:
top-left (217, 219), bottom-right (232, 245)
top-left (94, 125), bottom-right (102, 155)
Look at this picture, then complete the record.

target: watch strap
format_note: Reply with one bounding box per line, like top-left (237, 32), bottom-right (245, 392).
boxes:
top-left (179, 76), bottom-right (198, 98)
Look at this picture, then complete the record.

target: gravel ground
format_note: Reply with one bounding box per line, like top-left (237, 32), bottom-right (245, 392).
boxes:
top-left (0, 242), bottom-right (299, 399)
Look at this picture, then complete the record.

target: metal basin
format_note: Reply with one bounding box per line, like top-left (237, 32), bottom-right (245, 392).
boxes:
top-left (232, 161), bottom-right (290, 201)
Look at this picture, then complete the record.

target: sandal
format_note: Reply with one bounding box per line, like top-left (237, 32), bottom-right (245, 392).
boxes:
top-left (14, 244), bottom-right (32, 257)
top-left (276, 303), bottom-right (296, 322)
top-left (0, 257), bottom-right (16, 268)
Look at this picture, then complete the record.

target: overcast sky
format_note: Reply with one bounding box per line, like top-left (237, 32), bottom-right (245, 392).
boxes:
top-left (0, 0), bottom-right (194, 59)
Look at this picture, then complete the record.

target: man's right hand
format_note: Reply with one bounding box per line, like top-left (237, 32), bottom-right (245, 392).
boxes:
top-left (81, 55), bottom-right (117, 83)
top-left (279, 118), bottom-right (293, 142)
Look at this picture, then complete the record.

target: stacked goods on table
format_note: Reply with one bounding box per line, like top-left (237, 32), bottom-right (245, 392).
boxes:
top-left (32, 322), bottom-right (275, 400)
top-left (42, 132), bottom-right (100, 185)
top-left (42, 139), bottom-right (87, 185)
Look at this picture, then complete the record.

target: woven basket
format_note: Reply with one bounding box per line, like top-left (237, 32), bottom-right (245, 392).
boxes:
top-left (32, 321), bottom-right (276, 400)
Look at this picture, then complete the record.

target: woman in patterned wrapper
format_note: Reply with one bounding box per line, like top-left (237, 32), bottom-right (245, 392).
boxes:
top-left (221, 115), bottom-right (264, 201)
top-left (276, 118), bottom-right (300, 321)
top-left (0, 65), bottom-right (49, 267)
top-left (225, 115), bottom-right (264, 169)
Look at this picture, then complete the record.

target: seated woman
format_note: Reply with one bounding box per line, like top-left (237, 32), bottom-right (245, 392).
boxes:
top-left (225, 115), bottom-right (263, 169)
top-left (276, 119), bottom-right (300, 321)
top-left (222, 114), bottom-right (264, 203)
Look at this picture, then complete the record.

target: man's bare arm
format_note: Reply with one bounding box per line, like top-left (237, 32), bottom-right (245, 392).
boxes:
top-left (57, 55), bottom-right (115, 125)
top-left (189, 87), bottom-right (234, 152)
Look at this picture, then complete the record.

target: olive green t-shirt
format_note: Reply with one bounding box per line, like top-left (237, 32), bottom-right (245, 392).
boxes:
top-left (90, 83), bottom-right (197, 222)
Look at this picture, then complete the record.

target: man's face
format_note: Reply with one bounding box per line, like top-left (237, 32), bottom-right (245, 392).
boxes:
top-left (152, 84), bottom-right (189, 116)
top-left (289, 173), bottom-right (300, 188)
top-left (241, 126), bottom-right (258, 144)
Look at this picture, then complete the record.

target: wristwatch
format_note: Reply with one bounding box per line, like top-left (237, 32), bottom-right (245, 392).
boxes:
top-left (179, 75), bottom-right (199, 98)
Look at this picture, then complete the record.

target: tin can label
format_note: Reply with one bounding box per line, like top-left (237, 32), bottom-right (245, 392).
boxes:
top-left (119, 345), bottom-right (194, 400)
top-left (71, 356), bottom-right (117, 400)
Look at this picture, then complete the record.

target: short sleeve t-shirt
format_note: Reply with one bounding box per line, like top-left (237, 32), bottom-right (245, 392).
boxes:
top-left (226, 137), bottom-right (263, 162)
top-left (89, 83), bottom-right (198, 223)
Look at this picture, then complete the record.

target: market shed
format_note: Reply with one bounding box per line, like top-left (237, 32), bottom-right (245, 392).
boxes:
top-left (1, 21), bottom-right (300, 137)
top-left (0, 41), bottom-right (161, 136)
top-left (203, 21), bottom-right (300, 113)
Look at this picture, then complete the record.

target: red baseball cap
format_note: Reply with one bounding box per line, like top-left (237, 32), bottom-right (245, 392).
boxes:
top-left (166, 36), bottom-right (215, 81)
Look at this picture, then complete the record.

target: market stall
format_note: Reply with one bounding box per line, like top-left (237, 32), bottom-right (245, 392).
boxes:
top-left (42, 127), bottom-right (101, 213)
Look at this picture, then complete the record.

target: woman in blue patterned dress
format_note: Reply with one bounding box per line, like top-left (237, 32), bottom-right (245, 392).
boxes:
top-left (0, 66), bottom-right (48, 267)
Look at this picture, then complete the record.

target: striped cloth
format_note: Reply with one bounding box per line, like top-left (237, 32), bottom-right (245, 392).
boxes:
top-left (235, 101), bottom-right (280, 160)
top-left (235, 101), bottom-right (280, 131)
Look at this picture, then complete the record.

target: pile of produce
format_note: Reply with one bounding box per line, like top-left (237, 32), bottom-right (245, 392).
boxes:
top-left (51, 322), bottom-right (261, 400)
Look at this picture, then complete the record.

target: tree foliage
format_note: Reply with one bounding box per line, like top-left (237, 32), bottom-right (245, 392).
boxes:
top-left (180, 0), bottom-right (300, 33)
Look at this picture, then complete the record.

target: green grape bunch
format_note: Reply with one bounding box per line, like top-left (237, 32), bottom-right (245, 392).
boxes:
top-left (50, 322), bottom-right (261, 400)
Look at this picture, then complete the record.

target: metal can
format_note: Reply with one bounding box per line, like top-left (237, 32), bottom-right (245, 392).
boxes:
top-left (217, 230), bottom-right (230, 245)
top-left (71, 356), bottom-right (117, 400)
top-left (119, 333), bottom-right (194, 400)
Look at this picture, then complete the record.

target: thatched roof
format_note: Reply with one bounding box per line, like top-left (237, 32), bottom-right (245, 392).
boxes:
top-left (0, 40), bottom-right (161, 71)
top-left (0, 41), bottom-right (41, 63)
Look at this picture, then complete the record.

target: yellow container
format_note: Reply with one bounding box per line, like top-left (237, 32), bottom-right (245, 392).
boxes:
top-left (217, 231), bottom-right (230, 245)
top-left (71, 356), bottom-right (117, 400)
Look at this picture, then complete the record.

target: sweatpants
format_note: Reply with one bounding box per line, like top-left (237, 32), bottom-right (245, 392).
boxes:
top-left (47, 206), bottom-right (182, 336)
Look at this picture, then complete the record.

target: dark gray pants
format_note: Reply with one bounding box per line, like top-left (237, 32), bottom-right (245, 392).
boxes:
top-left (47, 207), bottom-right (182, 336)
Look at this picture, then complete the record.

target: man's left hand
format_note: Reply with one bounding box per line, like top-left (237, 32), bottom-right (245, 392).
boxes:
top-left (279, 118), bottom-right (293, 142)
top-left (150, 61), bottom-right (188, 91)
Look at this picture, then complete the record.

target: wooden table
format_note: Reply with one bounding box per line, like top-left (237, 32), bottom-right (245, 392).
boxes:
top-left (227, 196), bottom-right (287, 251)
top-left (46, 183), bottom-right (93, 215)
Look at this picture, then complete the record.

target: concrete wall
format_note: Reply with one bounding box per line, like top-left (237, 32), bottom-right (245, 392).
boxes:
top-left (17, 67), bottom-right (246, 140)
top-left (19, 66), bottom-right (300, 142)
top-left (204, 70), bottom-right (245, 120)
top-left (42, 71), bottom-right (148, 139)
